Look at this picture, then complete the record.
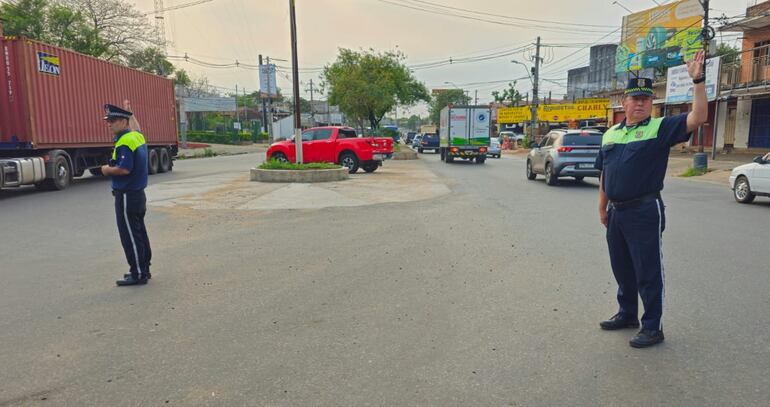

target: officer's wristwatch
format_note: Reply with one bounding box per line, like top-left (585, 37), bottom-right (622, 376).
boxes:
top-left (693, 76), bottom-right (706, 84)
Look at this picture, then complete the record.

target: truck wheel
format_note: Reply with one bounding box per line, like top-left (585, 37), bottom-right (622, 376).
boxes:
top-left (158, 148), bottom-right (171, 173)
top-left (363, 164), bottom-right (378, 173)
top-left (37, 153), bottom-right (72, 191)
top-left (526, 160), bottom-right (536, 180)
top-left (89, 167), bottom-right (104, 176)
top-left (340, 152), bottom-right (360, 173)
top-left (446, 154), bottom-right (454, 163)
top-left (545, 163), bottom-right (558, 186)
top-left (476, 156), bottom-right (486, 164)
top-left (148, 149), bottom-right (159, 175)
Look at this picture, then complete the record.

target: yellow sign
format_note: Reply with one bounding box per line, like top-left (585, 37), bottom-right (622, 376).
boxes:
top-left (498, 99), bottom-right (609, 123)
top-left (616, 0), bottom-right (703, 73)
top-left (497, 107), bottom-right (531, 123)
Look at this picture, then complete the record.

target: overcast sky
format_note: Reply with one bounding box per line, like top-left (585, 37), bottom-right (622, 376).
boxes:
top-left (131, 0), bottom-right (747, 116)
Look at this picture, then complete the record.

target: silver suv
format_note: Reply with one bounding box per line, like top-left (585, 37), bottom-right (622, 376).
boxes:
top-left (526, 129), bottom-right (603, 185)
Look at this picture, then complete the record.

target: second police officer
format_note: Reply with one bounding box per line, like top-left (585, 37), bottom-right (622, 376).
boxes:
top-left (596, 50), bottom-right (708, 348)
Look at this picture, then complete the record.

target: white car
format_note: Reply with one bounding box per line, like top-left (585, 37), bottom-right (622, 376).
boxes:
top-left (729, 152), bottom-right (770, 204)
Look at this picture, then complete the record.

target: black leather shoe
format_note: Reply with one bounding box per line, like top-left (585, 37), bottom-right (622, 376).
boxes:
top-left (600, 313), bottom-right (640, 330)
top-left (630, 329), bottom-right (665, 348)
top-left (124, 273), bottom-right (151, 280)
top-left (116, 276), bottom-right (148, 286)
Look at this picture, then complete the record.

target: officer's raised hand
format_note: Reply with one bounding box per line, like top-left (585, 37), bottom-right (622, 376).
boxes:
top-left (685, 50), bottom-right (709, 132)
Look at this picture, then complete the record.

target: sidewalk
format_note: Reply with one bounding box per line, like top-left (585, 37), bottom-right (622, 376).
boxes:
top-left (177, 143), bottom-right (268, 158)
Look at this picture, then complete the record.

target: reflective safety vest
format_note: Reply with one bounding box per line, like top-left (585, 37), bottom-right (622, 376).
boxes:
top-left (112, 131), bottom-right (147, 160)
top-left (602, 117), bottom-right (664, 146)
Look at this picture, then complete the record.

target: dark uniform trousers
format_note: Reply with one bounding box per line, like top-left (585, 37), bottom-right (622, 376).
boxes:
top-left (606, 197), bottom-right (666, 331)
top-left (114, 189), bottom-right (152, 279)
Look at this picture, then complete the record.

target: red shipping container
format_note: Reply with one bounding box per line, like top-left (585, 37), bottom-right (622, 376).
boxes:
top-left (0, 37), bottom-right (177, 149)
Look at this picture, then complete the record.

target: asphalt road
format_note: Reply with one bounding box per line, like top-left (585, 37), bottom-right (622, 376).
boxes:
top-left (1, 152), bottom-right (768, 406)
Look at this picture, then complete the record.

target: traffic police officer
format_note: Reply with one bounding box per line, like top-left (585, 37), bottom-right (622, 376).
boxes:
top-left (596, 50), bottom-right (707, 348)
top-left (101, 104), bottom-right (152, 286)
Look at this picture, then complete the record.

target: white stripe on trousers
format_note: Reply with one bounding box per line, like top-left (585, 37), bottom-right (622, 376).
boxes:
top-left (655, 199), bottom-right (665, 330)
top-left (123, 194), bottom-right (143, 278)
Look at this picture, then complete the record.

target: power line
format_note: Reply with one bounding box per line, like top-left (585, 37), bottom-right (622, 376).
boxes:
top-left (142, 0), bottom-right (215, 15)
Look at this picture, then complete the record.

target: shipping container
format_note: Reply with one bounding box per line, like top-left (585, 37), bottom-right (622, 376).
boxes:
top-left (0, 35), bottom-right (178, 190)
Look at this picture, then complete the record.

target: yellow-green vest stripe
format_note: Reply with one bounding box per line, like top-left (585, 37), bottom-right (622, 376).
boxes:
top-left (602, 118), bottom-right (663, 146)
top-left (112, 131), bottom-right (147, 160)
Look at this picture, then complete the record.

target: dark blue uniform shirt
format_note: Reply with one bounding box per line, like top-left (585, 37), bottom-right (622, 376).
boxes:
top-left (111, 129), bottom-right (149, 191)
top-left (595, 113), bottom-right (691, 202)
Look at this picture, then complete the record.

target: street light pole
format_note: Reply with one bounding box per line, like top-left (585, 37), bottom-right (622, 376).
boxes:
top-left (289, 0), bottom-right (303, 163)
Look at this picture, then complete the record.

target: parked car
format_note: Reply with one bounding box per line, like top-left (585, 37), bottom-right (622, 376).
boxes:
top-left (582, 125), bottom-right (609, 134)
top-left (526, 129), bottom-right (603, 185)
top-left (405, 132), bottom-right (418, 145)
top-left (266, 126), bottom-right (393, 173)
top-left (411, 134), bottom-right (423, 149)
top-left (418, 133), bottom-right (440, 153)
top-left (499, 131), bottom-right (526, 144)
top-left (488, 137), bottom-right (501, 158)
top-left (730, 152), bottom-right (770, 203)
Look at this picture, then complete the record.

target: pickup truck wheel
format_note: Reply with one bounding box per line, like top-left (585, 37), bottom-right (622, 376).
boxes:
top-left (574, 176), bottom-right (584, 181)
top-left (340, 152), bottom-right (359, 173)
top-left (734, 176), bottom-right (756, 203)
top-left (148, 149), bottom-right (159, 175)
top-left (363, 164), bottom-right (378, 173)
top-left (37, 154), bottom-right (72, 191)
top-left (545, 162), bottom-right (558, 186)
top-left (271, 152), bottom-right (288, 162)
top-left (476, 156), bottom-right (486, 164)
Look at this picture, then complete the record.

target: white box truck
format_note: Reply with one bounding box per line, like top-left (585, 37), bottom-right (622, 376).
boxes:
top-left (439, 105), bottom-right (491, 164)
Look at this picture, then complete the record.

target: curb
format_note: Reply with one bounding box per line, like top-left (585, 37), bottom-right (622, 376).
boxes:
top-left (250, 167), bottom-right (349, 183)
top-left (392, 150), bottom-right (419, 160)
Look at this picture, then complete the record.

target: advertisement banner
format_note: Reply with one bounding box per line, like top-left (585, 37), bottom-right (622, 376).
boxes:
top-left (615, 0), bottom-right (704, 73)
top-left (665, 56), bottom-right (720, 104)
top-left (497, 99), bottom-right (610, 124)
top-left (259, 64), bottom-right (278, 96)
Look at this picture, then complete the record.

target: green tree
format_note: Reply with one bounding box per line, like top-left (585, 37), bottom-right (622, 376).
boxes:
top-left (492, 82), bottom-right (523, 106)
top-left (286, 96), bottom-right (312, 114)
top-left (0, 0), bottom-right (158, 62)
top-left (174, 69), bottom-right (192, 87)
top-left (126, 47), bottom-right (174, 76)
top-left (715, 43), bottom-right (740, 64)
top-left (406, 114), bottom-right (421, 130)
top-left (324, 48), bottom-right (430, 130)
top-left (428, 89), bottom-right (471, 124)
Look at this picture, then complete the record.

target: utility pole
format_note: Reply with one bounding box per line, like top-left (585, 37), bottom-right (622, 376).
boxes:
top-left (530, 36), bottom-right (542, 143)
top-left (259, 55), bottom-right (268, 137)
top-left (235, 84), bottom-right (240, 129)
top-left (289, 0), bottom-right (303, 163)
top-left (695, 0), bottom-right (711, 168)
top-left (307, 79), bottom-right (316, 124)
top-left (267, 56), bottom-right (274, 141)
top-left (474, 90), bottom-right (478, 105)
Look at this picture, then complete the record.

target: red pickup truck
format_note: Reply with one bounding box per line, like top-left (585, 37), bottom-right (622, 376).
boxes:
top-left (266, 126), bottom-right (394, 173)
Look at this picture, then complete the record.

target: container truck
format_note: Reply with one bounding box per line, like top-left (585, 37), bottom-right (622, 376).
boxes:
top-left (0, 35), bottom-right (178, 191)
top-left (439, 105), bottom-right (491, 164)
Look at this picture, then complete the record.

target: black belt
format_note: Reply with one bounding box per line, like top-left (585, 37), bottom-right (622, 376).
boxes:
top-left (609, 192), bottom-right (661, 210)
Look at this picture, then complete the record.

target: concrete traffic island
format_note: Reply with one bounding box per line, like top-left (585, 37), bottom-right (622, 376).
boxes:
top-left (250, 167), bottom-right (349, 183)
top-left (392, 149), bottom-right (418, 160)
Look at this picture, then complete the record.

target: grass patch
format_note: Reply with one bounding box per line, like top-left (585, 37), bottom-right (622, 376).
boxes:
top-left (178, 148), bottom-right (217, 160)
top-left (680, 167), bottom-right (710, 177)
top-left (393, 143), bottom-right (401, 152)
top-left (259, 159), bottom-right (341, 170)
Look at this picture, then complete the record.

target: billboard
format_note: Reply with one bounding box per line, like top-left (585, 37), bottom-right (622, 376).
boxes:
top-left (259, 64), bottom-right (278, 96)
top-left (497, 99), bottom-right (610, 124)
top-left (665, 56), bottom-right (720, 104)
top-left (615, 0), bottom-right (704, 73)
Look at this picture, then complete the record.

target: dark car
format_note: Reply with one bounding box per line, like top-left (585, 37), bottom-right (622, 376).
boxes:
top-left (418, 133), bottom-right (439, 153)
top-left (526, 129), bottom-right (603, 185)
top-left (405, 132), bottom-right (418, 144)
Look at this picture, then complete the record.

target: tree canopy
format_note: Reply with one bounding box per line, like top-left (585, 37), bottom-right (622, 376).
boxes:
top-left (428, 89), bottom-right (471, 124)
top-left (324, 48), bottom-right (430, 130)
